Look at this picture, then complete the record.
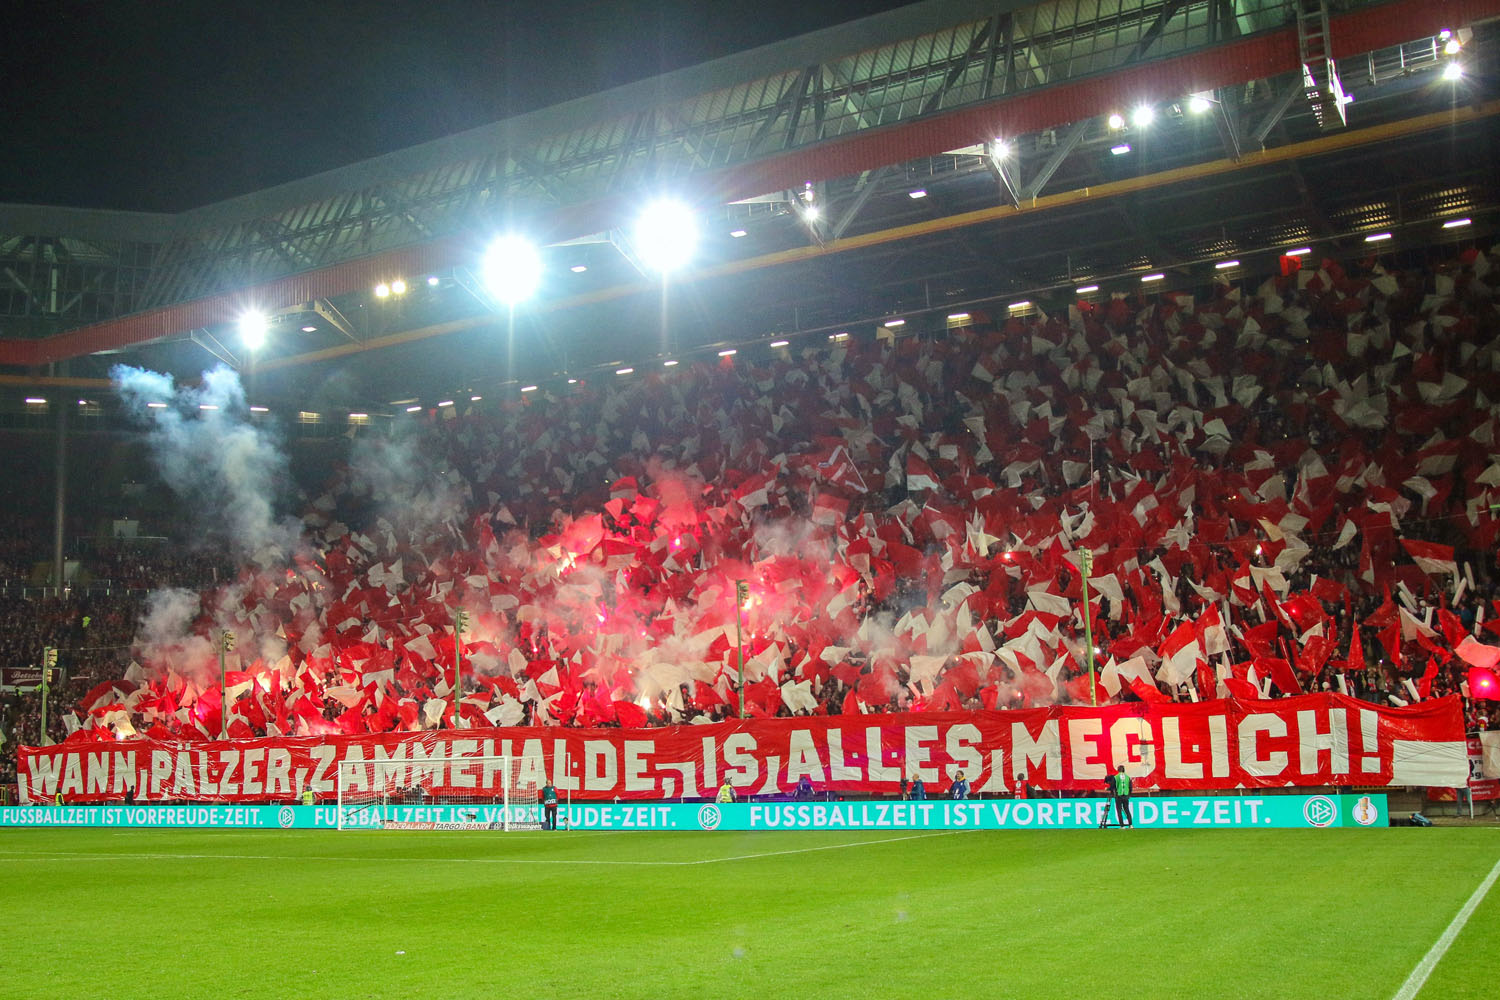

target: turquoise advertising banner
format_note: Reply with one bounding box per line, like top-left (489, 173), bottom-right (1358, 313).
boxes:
top-left (0, 793), bottom-right (1386, 830)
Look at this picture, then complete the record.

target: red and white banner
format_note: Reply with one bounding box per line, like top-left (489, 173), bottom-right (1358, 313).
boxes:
top-left (17, 694), bottom-right (1466, 804)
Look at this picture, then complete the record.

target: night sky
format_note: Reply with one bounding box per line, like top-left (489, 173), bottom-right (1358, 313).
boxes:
top-left (3, 0), bottom-right (910, 214)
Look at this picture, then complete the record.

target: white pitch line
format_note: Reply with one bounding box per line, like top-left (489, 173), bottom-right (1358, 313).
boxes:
top-left (0, 831), bottom-right (956, 869)
top-left (1393, 854), bottom-right (1500, 1000)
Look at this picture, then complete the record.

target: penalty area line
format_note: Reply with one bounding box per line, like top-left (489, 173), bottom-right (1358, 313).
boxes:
top-left (1393, 854), bottom-right (1500, 1000)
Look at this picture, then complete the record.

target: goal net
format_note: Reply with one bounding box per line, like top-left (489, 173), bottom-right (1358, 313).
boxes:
top-left (335, 755), bottom-right (544, 830)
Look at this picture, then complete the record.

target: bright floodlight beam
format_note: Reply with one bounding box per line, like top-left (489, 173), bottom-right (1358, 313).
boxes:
top-left (633, 199), bottom-right (698, 273)
top-left (481, 234), bottom-right (544, 305)
top-left (239, 311), bottom-right (269, 350)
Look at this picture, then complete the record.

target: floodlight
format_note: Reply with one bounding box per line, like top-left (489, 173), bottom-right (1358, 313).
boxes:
top-left (992, 139), bottom-right (1011, 159)
top-left (427, 275), bottom-right (441, 287)
top-left (390, 278), bottom-right (408, 296)
top-left (1443, 62), bottom-right (1463, 80)
top-left (1445, 37), bottom-right (1462, 55)
top-left (1132, 105), bottom-right (1155, 127)
top-left (239, 311), bottom-right (269, 349)
top-left (633, 199), bottom-right (698, 273)
top-left (803, 204), bottom-right (821, 221)
top-left (1187, 94), bottom-right (1213, 114)
top-left (374, 283), bottom-right (391, 299)
top-left (1107, 113), bottom-right (1125, 130)
top-left (481, 234), bottom-right (544, 305)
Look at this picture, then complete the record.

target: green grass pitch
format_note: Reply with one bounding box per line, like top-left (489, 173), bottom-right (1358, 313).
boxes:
top-left (0, 827), bottom-right (1496, 999)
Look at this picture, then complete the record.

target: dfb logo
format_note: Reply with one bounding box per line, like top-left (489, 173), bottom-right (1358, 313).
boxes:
top-left (1302, 796), bottom-right (1337, 828)
top-left (697, 804), bottom-right (723, 831)
top-left (277, 806), bottom-right (296, 829)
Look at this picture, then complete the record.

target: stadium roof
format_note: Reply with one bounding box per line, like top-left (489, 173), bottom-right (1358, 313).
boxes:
top-left (1, 0), bottom-right (1497, 415)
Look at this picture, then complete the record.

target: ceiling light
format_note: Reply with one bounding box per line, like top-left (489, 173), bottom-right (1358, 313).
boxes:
top-left (570, 265), bottom-right (588, 273)
top-left (1076, 285), bottom-right (1100, 294)
top-left (830, 332), bottom-right (850, 341)
top-left (349, 412), bottom-right (368, 419)
top-left (1285, 247), bottom-right (1312, 256)
top-left (663, 360), bottom-right (679, 367)
top-left (883, 318), bottom-right (906, 328)
top-left (481, 234), bottom-right (544, 304)
top-left (1008, 301), bottom-right (1031, 311)
top-left (300, 325), bottom-right (317, 333)
top-left (437, 400), bottom-right (454, 408)
top-left (470, 395), bottom-right (482, 401)
top-left (24, 397), bottom-right (46, 404)
top-left (1107, 113), bottom-right (1125, 130)
top-left (729, 229), bottom-right (748, 238)
top-left (1443, 218), bottom-right (1472, 229)
top-left (567, 378), bottom-right (578, 384)
top-left (1364, 232), bottom-right (1392, 242)
top-left (521, 385), bottom-right (537, 393)
top-left (1215, 260), bottom-right (1240, 269)
top-left (717, 349), bottom-right (737, 357)
top-left (908, 189), bottom-right (928, 199)
top-left (427, 275), bottom-right (441, 287)
top-left (406, 405), bottom-right (422, 413)
top-left (238, 311), bottom-right (269, 350)
top-left (1132, 105), bottom-right (1155, 127)
top-left (250, 406), bottom-right (269, 413)
top-left (1110, 143), bottom-right (1132, 155)
top-left (1141, 273), bottom-right (1165, 282)
top-left (616, 367), bottom-right (634, 375)
top-left (947, 313), bottom-right (971, 322)
top-left (199, 404), bottom-right (219, 411)
top-left (634, 199), bottom-right (698, 273)
top-left (145, 402), bottom-right (166, 409)
top-left (769, 340), bottom-right (789, 348)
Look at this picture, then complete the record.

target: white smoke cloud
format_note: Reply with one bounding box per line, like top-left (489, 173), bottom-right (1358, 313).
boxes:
top-left (111, 364), bottom-right (301, 565)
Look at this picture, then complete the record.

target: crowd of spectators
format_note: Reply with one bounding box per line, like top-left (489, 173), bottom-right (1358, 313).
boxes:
top-left (6, 244), bottom-right (1500, 749)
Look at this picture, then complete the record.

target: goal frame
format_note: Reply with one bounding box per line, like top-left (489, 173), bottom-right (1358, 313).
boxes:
top-left (334, 754), bottom-right (543, 831)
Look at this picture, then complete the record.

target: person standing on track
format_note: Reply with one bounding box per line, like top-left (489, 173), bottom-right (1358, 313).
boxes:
top-left (1106, 765), bottom-right (1133, 828)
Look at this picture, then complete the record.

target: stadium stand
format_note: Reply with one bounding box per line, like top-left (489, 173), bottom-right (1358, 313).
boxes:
top-left (6, 244), bottom-right (1497, 748)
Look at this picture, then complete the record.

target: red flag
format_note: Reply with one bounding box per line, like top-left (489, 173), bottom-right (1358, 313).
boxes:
top-left (1400, 539), bottom-right (1457, 576)
top-left (1346, 627), bottom-right (1367, 671)
top-left (906, 453), bottom-right (942, 492)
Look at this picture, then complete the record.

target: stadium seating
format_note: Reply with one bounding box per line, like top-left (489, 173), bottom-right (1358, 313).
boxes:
top-left (14, 246), bottom-right (1500, 744)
